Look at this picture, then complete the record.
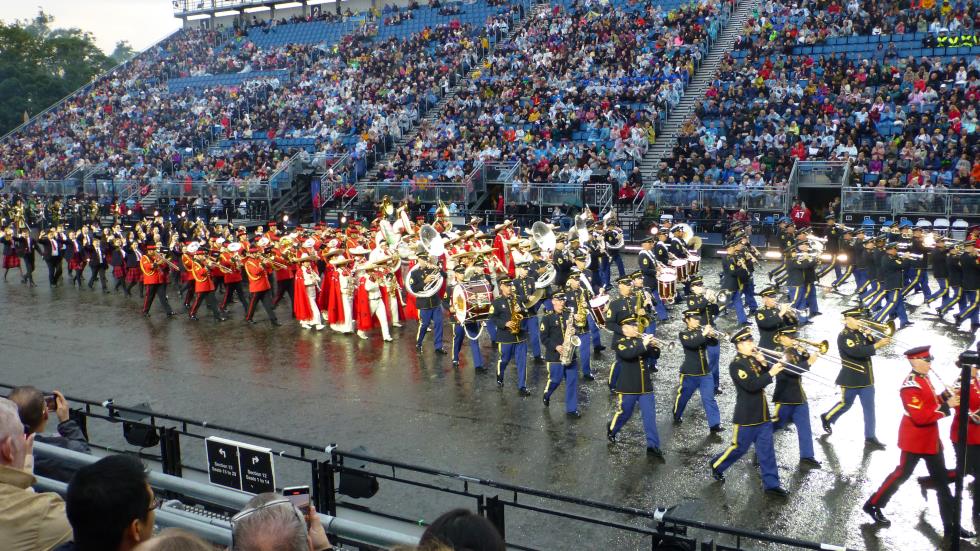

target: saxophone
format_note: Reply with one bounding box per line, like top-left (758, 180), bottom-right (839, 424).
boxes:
top-left (634, 288), bottom-right (650, 332)
top-left (507, 292), bottom-right (525, 334)
top-left (574, 289), bottom-right (589, 329)
top-left (559, 308), bottom-right (581, 365)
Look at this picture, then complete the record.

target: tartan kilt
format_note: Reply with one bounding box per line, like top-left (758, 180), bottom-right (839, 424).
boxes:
top-left (3, 254), bottom-right (21, 269)
top-left (112, 265), bottom-right (126, 279)
top-left (125, 267), bottom-right (142, 283)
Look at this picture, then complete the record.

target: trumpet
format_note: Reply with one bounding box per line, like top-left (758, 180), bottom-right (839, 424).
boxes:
top-left (641, 334), bottom-right (676, 351)
top-left (261, 254), bottom-right (289, 271)
top-left (897, 252), bottom-right (923, 260)
top-left (703, 289), bottom-right (730, 305)
top-left (702, 326), bottom-right (729, 340)
top-left (835, 223), bottom-right (856, 233)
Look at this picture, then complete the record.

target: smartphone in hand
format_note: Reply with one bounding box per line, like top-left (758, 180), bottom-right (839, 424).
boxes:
top-left (283, 485), bottom-right (311, 517)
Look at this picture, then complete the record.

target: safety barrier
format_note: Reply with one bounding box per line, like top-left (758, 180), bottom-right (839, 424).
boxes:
top-left (11, 385), bottom-right (857, 551)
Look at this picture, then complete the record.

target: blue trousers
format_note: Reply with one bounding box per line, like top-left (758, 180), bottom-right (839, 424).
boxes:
top-left (642, 320), bottom-right (660, 373)
top-left (853, 268), bottom-right (868, 293)
top-left (452, 322), bottom-right (483, 369)
top-left (598, 256), bottom-right (611, 289)
top-left (831, 265), bottom-right (853, 288)
top-left (576, 330), bottom-right (593, 377)
top-left (926, 277), bottom-right (949, 304)
top-left (609, 253), bottom-right (626, 280)
top-left (544, 362), bottom-right (578, 413)
top-left (774, 402), bottom-right (815, 459)
top-left (486, 320), bottom-right (498, 343)
top-left (938, 285), bottom-right (964, 315)
top-left (416, 307), bottom-right (444, 350)
top-left (588, 312), bottom-right (602, 350)
top-left (708, 343), bottom-right (721, 391)
top-left (788, 283), bottom-right (818, 317)
top-left (817, 258), bottom-right (842, 281)
top-left (523, 315), bottom-right (542, 358)
top-left (609, 393), bottom-right (660, 448)
top-left (497, 341), bottom-right (529, 389)
top-left (959, 289), bottom-right (980, 326)
top-left (902, 268), bottom-right (930, 299)
top-left (673, 374), bottom-right (721, 427)
top-left (730, 289), bottom-right (748, 324)
top-left (649, 287), bottom-right (669, 321)
top-left (822, 386), bottom-right (876, 439)
top-left (742, 280), bottom-right (759, 312)
top-left (711, 422), bottom-right (781, 490)
top-left (873, 288), bottom-right (908, 324)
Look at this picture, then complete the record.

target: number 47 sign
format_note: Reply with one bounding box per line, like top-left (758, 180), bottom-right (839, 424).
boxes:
top-left (205, 436), bottom-right (276, 494)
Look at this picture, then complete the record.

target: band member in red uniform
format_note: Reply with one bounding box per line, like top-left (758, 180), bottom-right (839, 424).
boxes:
top-left (271, 239), bottom-right (295, 309)
top-left (220, 242), bottom-right (247, 316)
top-left (139, 246), bottom-right (176, 317)
top-left (180, 242), bottom-right (197, 309)
top-left (244, 246), bottom-right (280, 326)
top-left (863, 346), bottom-right (973, 545)
top-left (492, 220), bottom-right (516, 278)
top-left (188, 249), bottom-right (227, 322)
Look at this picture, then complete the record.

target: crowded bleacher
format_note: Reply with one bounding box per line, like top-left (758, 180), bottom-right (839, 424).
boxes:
top-left (657, 0), bottom-right (979, 211)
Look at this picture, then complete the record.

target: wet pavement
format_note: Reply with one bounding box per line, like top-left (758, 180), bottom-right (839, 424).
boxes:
top-left (2, 257), bottom-right (979, 550)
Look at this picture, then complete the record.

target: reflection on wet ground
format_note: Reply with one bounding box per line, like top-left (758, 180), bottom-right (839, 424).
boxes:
top-left (2, 257), bottom-right (979, 550)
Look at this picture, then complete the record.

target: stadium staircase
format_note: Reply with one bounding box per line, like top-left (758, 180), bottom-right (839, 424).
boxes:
top-left (612, 0), bottom-right (759, 227)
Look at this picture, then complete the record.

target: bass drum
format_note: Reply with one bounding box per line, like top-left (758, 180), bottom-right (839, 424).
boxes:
top-left (452, 280), bottom-right (494, 324)
top-left (588, 294), bottom-right (610, 326)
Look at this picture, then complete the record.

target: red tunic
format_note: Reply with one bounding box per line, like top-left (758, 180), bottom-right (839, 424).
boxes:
top-left (221, 252), bottom-right (243, 284)
top-left (244, 258), bottom-right (272, 293)
top-left (951, 376), bottom-right (980, 446)
top-left (293, 273), bottom-right (314, 322)
top-left (898, 372), bottom-right (948, 455)
top-left (140, 256), bottom-right (165, 285)
top-left (191, 259), bottom-right (215, 293)
top-left (492, 230), bottom-right (516, 278)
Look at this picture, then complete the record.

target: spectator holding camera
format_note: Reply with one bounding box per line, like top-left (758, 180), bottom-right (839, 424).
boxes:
top-left (0, 397), bottom-right (73, 551)
top-left (231, 492), bottom-right (332, 551)
top-left (8, 386), bottom-right (91, 481)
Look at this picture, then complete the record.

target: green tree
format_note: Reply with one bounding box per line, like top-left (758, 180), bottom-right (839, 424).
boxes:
top-left (0, 10), bottom-right (114, 136)
top-left (110, 40), bottom-right (137, 64)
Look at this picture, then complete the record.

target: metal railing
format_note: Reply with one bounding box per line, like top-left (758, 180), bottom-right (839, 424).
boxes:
top-left (502, 183), bottom-right (610, 210)
top-left (841, 187), bottom-right (980, 218)
top-left (13, 386), bottom-right (856, 551)
top-left (634, 184), bottom-right (789, 213)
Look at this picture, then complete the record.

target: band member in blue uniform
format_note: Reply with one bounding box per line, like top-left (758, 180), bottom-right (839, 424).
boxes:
top-left (449, 266), bottom-right (484, 371)
top-left (720, 240), bottom-right (749, 326)
top-left (514, 259), bottom-right (543, 363)
top-left (673, 308), bottom-right (722, 433)
top-left (639, 235), bottom-right (669, 321)
top-left (604, 275), bottom-right (637, 392)
top-left (566, 276), bottom-right (595, 381)
top-left (541, 292), bottom-right (581, 417)
top-left (709, 327), bottom-right (789, 497)
top-left (771, 327), bottom-right (822, 468)
top-left (607, 318), bottom-right (663, 459)
top-left (410, 252), bottom-right (447, 354)
top-left (489, 278), bottom-right (531, 396)
top-left (820, 307), bottom-right (890, 448)
top-left (871, 242), bottom-right (910, 328)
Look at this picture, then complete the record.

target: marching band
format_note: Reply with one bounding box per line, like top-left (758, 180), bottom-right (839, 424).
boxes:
top-left (5, 195), bottom-right (980, 541)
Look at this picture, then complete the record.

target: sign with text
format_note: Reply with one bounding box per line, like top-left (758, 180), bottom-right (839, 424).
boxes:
top-left (205, 436), bottom-right (276, 494)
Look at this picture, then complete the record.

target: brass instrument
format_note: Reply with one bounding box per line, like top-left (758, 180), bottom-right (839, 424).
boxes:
top-left (574, 290), bottom-right (589, 329)
top-left (897, 252), bottom-right (923, 261)
top-left (154, 254), bottom-right (181, 271)
top-left (261, 254), bottom-right (289, 271)
top-left (857, 318), bottom-right (896, 338)
top-left (787, 336), bottom-right (830, 355)
top-left (634, 288), bottom-right (650, 332)
top-left (640, 334), bottom-right (676, 351)
top-left (559, 308), bottom-right (581, 366)
top-left (703, 326), bottom-right (729, 340)
top-left (506, 292), bottom-right (525, 334)
top-left (703, 289), bottom-right (730, 305)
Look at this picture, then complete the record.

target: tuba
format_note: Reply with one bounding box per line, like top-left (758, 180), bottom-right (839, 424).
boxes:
top-left (531, 221), bottom-right (556, 253)
top-left (405, 263), bottom-right (444, 298)
top-left (419, 224), bottom-right (446, 258)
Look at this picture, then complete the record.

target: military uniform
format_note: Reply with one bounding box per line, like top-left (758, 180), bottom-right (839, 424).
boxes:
top-left (720, 251), bottom-right (748, 324)
top-left (710, 345), bottom-right (783, 493)
top-left (489, 286), bottom-right (529, 393)
top-left (686, 287), bottom-right (721, 391)
top-left (673, 326), bottom-right (721, 429)
top-left (604, 291), bottom-right (636, 390)
top-left (409, 260), bottom-right (446, 353)
top-left (608, 335), bottom-right (662, 454)
top-left (772, 344), bottom-right (818, 463)
top-left (955, 248), bottom-right (980, 329)
top-left (821, 325), bottom-right (879, 440)
top-left (541, 302), bottom-right (579, 414)
top-left (871, 250), bottom-right (908, 326)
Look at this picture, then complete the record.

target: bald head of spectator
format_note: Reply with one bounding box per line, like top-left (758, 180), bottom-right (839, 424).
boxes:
top-left (134, 528), bottom-right (215, 551)
top-left (0, 398), bottom-right (29, 469)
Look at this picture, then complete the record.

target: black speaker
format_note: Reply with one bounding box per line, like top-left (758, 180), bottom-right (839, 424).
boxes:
top-left (338, 471), bottom-right (379, 499)
top-left (123, 422), bottom-right (159, 448)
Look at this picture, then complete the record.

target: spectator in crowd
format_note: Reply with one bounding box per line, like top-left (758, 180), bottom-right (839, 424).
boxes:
top-left (8, 387), bottom-right (91, 481)
top-left (231, 491), bottom-right (332, 551)
top-left (0, 397), bottom-right (73, 551)
top-left (418, 508), bottom-right (505, 551)
top-left (58, 455), bottom-right (157, 551)
top-left (133, 529), bottom-right (214, 551)
top-left (790, 199), bottom-right (812, 228)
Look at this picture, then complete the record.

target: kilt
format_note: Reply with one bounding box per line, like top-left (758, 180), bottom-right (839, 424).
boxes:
top-left (113, 265), bottom-right (126, 279)
top-left (125, 267), bottom-right (141, 283)
top-left (3, 254), bottom-right (20, 269)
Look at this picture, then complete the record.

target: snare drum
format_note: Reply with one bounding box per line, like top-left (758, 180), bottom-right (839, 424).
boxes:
top-left (657, 267), bottom-right (677, 304)
top-left (671, 258), bottom-right (689, 282)
top-left (452, 280), bottom-right (494, 324)
top-left (588, 294), bottom-right (610, 326)
top-left (687, 252), bottom-right (701, 275)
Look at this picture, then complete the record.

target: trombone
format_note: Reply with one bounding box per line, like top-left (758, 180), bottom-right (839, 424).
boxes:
top-left (786, 336), bottom-right (830, 355)
top-left (857, 318), bottom-right (896, 338)
top-left (754, 346), bottom-right (838, 387)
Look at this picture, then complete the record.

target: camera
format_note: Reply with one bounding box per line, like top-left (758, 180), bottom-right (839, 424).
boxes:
top-left (958, 350), bottom-right (980, 367)
top-left (44, 395), bottom-right (57, 411)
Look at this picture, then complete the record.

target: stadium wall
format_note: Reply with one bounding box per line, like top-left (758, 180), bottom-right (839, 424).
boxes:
top-left (183, 0), bottom-right (408, 30)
